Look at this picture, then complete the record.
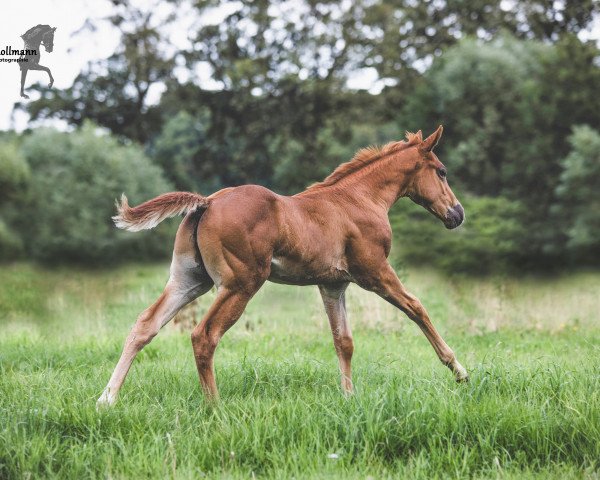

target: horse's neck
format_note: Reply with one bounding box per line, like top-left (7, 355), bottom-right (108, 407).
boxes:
top-left (304, 158), bottom-right (408, 211)
top-left (332, 155), bottom-right (412, 211)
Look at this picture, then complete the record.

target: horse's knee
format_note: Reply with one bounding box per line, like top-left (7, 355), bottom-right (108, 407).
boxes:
top-left (400, 294), bottom-right (426, 320)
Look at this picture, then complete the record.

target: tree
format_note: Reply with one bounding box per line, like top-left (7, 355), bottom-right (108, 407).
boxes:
top-left (150, 110), bottom-right (218, 192)
top-left (167, 0), bottom-right (373, 191)
top-left (401, 35), bottom-right (552, 195)
top-left (552, 125), bottom-right (600, 263)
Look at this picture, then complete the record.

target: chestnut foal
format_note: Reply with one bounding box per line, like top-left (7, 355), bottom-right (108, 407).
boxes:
top-left (97, 126), bottom-right (468, 407)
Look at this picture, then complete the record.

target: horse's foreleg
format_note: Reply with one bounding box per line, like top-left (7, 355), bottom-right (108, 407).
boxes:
top-left (20, 69), bottom-right (29, 98)
top-left (319, 283), bottom-right (354, 394)
top-left (364, 263), bottom-right (469, 382)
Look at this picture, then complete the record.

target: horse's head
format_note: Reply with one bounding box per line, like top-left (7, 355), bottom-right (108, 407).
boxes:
top-left (405, 126), bottom-right (464, 229)
top-left (42, 27), bottom-right (56, 52)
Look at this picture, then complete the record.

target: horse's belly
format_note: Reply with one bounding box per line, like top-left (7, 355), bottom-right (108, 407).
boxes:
top-left (268, 255), bottom-right (351, 286)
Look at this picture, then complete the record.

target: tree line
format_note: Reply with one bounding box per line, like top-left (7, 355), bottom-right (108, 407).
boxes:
top-left (1, 0), bottom-right (599, 272)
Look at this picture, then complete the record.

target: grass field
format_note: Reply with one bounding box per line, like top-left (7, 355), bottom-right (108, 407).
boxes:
top-left (1, 263), bottom-right (599, 479)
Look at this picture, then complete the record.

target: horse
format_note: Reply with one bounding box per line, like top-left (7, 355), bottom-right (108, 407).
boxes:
top-left (19, 25), bottom-right (56, 99)
top-left (97, 125), bottom-right (469, 407)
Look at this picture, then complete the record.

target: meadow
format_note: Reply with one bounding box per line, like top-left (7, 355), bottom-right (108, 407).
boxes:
top-left (0, 263), bottom-right (599, 479)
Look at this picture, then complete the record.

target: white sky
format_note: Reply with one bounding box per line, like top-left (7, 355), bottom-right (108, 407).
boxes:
top-left (0, 0), bottom-right (598, 132)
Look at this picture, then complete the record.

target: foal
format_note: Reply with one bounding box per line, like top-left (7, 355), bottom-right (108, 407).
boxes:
top-left (97, 126), bottom-right (469, 406)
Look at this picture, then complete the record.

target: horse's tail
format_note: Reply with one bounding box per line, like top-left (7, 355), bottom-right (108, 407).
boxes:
top-left (113, 192), bottom-right (209, 232)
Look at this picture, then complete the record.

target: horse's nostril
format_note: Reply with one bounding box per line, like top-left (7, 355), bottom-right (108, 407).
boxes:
top-left (454, 203), bottom-right (464, 222)
top-left (454, 203), bottom-right (465, 220)
top-left (444, 204), bottom-right (464, 229)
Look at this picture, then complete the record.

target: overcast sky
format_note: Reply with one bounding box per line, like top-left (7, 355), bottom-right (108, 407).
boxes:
top-left (1, 0), bottom-right (598, 132)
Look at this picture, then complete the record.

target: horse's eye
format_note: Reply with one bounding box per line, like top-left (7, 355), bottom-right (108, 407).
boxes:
top-left (437, 167), bottom-right (447, 179)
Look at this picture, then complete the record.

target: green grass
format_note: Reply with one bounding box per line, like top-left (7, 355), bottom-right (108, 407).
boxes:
top-left (1, 263), bottom-right (599, 479)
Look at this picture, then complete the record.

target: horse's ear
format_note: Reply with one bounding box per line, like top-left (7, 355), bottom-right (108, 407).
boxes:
top-left (405, 130), bottom-right (422, 143)
top-left (421, 125), bottom-right (443, 152)
top-left (52, 27), bottom-right (57, 31)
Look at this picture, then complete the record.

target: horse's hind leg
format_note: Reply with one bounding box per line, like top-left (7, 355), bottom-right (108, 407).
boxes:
top-left (20, 69), bottom-right (29, 98)
top-left (190, 287), bottom-right (257, 400)
top-left (190, 256), bottom-right (269, 400)
top-left (27, 63), bottom-right (53, 87)
top-left (97, 213), bottom-right (212, 407)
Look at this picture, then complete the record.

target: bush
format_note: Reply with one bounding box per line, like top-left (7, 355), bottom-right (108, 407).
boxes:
top-left (17, 122), bottom-right (174, 264)
top-left (0, 140), bottom-right (29, 260)
top-left (551, 125), bottom-right (600, 263)
top-left (0, 219), bottom-right (23, 260)
top-left (390, 195), bottom-right (525, 274)
top-left (0, 141), bottom-right (30, 203)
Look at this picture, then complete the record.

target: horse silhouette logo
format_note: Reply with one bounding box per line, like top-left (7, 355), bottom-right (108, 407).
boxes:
top-left (19, 24), bottom-right (56, 99)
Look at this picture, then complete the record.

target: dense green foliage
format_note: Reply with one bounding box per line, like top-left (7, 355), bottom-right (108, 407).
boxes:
top-left (0, 140), bottom-right (29, 259)
top-left (0, 140), bottom-right (29, 203)
top-left (552, 125), bottom-right (600, 261)
top-left (390, 196), bottom-right (526, 275)
top-left (1, 264), bottom-right (599, 478)
top-left (6, 123), bottom-right (174, 263)
top-left (150, 110), bottom-right (213, 192)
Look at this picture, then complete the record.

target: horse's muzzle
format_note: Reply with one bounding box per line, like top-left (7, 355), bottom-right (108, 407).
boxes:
top-left (444, 203), bottom-right (464, 229)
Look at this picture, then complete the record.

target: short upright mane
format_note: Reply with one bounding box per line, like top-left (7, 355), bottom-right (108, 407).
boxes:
top-left (302, 131), bottom-right (422, 193)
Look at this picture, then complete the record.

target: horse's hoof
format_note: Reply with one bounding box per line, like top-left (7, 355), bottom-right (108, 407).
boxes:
top-left (96, 390), bottom-right (116, 409)
top-left (456, 373), bottom-right (470, 383)
top-left (20, 93), bottom-right (29, 99)
top-left (48, 81), bottom-right (54, 88)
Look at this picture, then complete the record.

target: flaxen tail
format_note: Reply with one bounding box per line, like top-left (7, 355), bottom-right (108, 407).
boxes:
top-left (113, 192), bottom-right (209, 232)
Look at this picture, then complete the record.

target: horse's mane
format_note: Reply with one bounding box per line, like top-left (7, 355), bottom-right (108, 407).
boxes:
top-left (21, 25), bottom-right (51, 40)
top-left (303, 131), bottom-right (423, 193)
